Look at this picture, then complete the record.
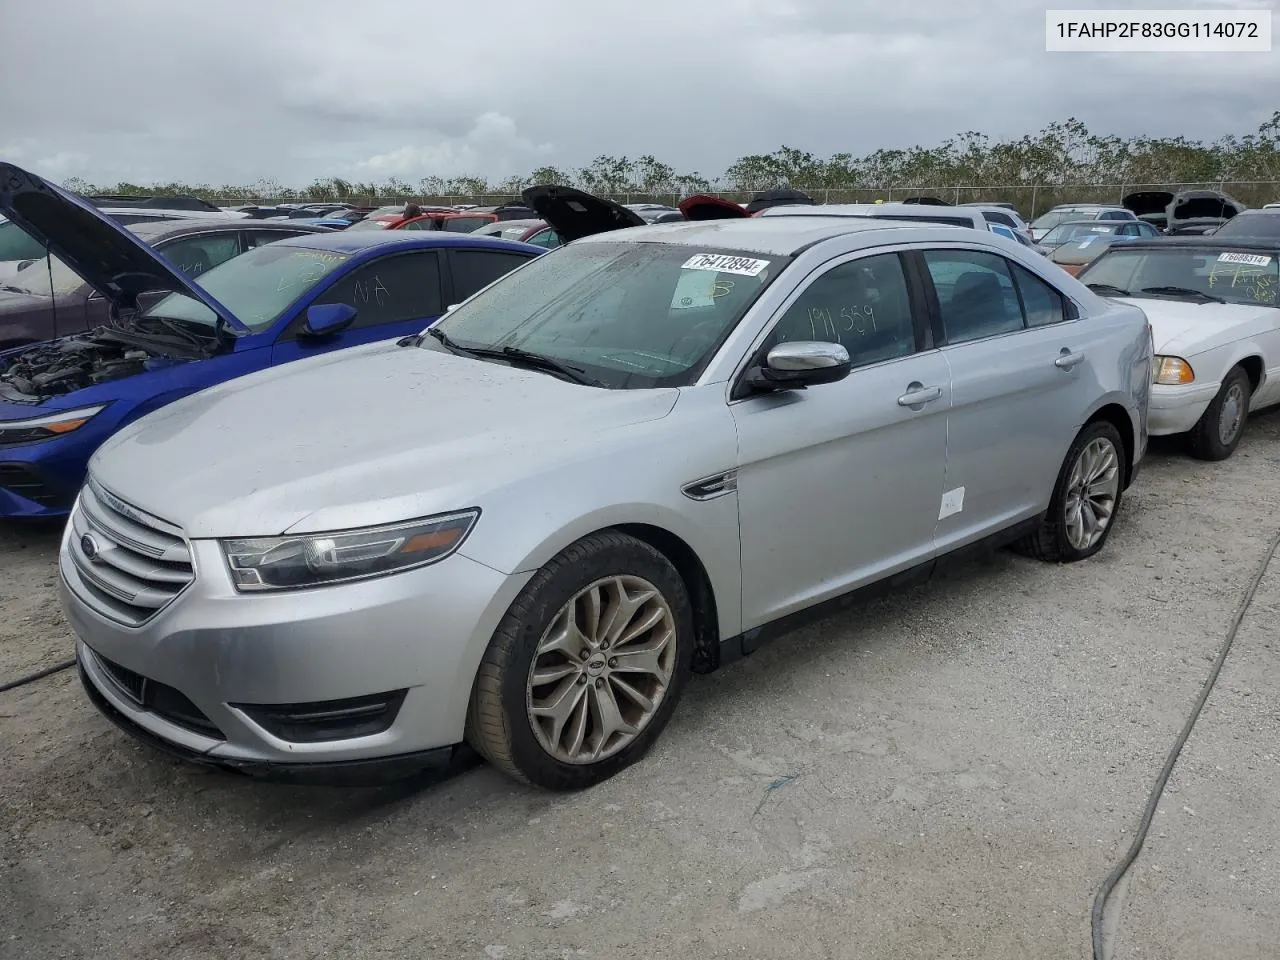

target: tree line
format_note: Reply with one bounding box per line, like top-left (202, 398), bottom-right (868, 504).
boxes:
top-left (61, 114), bottom-right (1280, 207)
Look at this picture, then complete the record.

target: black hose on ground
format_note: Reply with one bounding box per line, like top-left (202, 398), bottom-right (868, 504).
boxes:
top-left (0, 657), bottom-right (76, 694)
top-left (1091, 525), bottom-right (1280, 960)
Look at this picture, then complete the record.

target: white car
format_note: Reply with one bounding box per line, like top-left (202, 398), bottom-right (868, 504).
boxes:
top-left (1077, 237), bottom-right (1280, 459)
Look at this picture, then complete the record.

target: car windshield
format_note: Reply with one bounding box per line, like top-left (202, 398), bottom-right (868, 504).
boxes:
top-left (427, 241), bottom-right (790, 388)
top-left (1031, 209), bottom-right (1095, 231)
top-left (143, 244), bottom-right (351, 331)
top-left (1080, 247), bottom-right (1279, 307)
top-left (1212, 214), bottom-right (1280, 240)
top-left (1042, 222), bottom-right (1120, 244)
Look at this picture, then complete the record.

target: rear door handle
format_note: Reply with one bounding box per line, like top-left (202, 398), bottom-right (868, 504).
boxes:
top-left (897, 384), bottom-right (943, 407)
top-left (1055, 350), bottom-right (1084, 370)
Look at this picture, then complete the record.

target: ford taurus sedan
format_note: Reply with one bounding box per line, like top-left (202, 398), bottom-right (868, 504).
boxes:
top-left (62, 214), bottom-right (1153, 790)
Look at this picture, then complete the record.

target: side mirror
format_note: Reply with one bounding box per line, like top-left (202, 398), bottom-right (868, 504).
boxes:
top-left (745, 341), bottom-right (852, 392)
top-left (301, 303), bottom-right (357, 338)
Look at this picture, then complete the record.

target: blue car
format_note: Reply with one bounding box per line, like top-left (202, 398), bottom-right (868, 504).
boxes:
top-left (0, 162), bottom-right (545, 519)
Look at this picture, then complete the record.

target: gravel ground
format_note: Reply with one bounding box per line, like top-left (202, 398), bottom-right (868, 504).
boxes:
top-left (3, 415), bottom-right (1280, 960)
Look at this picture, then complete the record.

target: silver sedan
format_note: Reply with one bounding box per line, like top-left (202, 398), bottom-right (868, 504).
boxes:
top-left (62, 216), bottom-right (1153, 789)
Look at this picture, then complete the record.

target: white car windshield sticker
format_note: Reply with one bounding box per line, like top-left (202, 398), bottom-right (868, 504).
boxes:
top-left (682, 253), bottom-right (770, 277)
top-left (1218, 252), bottom-right (1272, 267)
top-left (670, 270), bottom-right (717, 309)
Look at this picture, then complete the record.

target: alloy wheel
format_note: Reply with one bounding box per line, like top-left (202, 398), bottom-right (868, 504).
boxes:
top-left (526, 575), bottom-right (677, 764)
top-left (1064, 436), bottom-right (1121, 551)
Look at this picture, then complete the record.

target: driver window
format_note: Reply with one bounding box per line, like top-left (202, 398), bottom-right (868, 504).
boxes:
top-left (766, 253), bottom-right (917, 369)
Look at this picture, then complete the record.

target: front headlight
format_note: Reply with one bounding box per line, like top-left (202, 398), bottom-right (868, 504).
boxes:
top-left (1153, 356), bottom-right (1195, 385)
top-left (0, 405), bottom-right (107, 445)
top-left (222, 509), bottom-right (480, 592)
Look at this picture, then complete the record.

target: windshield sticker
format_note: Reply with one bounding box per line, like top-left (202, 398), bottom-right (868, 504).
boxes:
top-left (670, 271), bottom-right (736, 309)
top-left (1218, 252), bottom-right (1272, 267)
top-left (681, 253), bottom-right (771, 277)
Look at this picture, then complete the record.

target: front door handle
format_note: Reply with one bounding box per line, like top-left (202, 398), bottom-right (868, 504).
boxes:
top-left (897, 383), bottom-right (943, 407)
top-left (1055, 349), bottom-right (1084, 370)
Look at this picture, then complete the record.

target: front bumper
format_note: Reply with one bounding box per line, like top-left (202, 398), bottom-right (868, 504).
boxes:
top-left (61, 528), bottom-right (533, 773)
top-left (1149, 381), bottom-right (1220, 435)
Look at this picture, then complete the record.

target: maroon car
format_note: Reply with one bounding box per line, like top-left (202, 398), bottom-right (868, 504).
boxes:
top-left (0, 219), bottom-right (326, 347)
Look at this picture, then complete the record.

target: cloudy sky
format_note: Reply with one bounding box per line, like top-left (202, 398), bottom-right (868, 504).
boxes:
top-left (2, 0), bottom-right (1276, 187)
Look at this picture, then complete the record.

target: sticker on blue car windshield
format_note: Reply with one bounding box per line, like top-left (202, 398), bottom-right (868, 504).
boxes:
top-left (682, 253), bottom-right (771, 277)
top-left (1218, 252), bottom-right (1272, 267)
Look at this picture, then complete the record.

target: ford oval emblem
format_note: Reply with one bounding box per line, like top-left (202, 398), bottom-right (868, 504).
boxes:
top-left (80, 533), bottom-right (100, 561)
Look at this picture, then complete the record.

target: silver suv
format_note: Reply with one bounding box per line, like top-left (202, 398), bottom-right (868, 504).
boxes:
top-left (62, 211), bottom-right (1153, 790)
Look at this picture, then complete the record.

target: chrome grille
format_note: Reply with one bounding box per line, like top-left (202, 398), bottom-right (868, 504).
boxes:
top-left (66, 478), bottom-right (194, 626)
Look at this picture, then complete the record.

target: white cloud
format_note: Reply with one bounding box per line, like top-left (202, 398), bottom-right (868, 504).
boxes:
top-left (1, 0), bottom-right (1276, 187)
top-left (354, 113), bottom-right (554, 179)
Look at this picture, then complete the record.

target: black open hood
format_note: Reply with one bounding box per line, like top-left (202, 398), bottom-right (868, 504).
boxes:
top-left (0, 162), bottom-right (246, 331)
top-left (521, 186), bottom-right (645, 243)
top-left (745, 187), bottom-right (816, 214)
top-left (678, 194), bottom-right (749, 221)
top-left (1122, 191), bottom-right (1174, 217)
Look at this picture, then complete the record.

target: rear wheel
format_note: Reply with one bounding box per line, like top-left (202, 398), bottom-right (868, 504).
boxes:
top-left (466, 531), bottom-right (693, 790)
top-left (1015, 420), bottom-right (1125, 563)
top-left (1187, 366), bottom-right (1250, 461)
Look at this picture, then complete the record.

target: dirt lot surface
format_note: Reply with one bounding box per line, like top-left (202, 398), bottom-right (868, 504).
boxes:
top-left (4, 417), bottom-right (1280, 960)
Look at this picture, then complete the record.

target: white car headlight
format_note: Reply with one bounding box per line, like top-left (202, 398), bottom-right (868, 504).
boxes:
top-left (0, 405), bottom-right (107, 444)
top-left (222, 509), bottom-right (480, 592)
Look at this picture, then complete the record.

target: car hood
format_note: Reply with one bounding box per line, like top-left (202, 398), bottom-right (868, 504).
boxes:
top-left (1122, 297), bottom-right (1276, 353)
top-left (521, 186), bottom-right (645, 243)
top-left (1123, 191), bottom-right (1175, 217)
top-left (88, 342), bottom-right (680, 538)
top-left (678, 195), bottom-right (750, 221)
top-left (0, 162), bottom-right (250, 333)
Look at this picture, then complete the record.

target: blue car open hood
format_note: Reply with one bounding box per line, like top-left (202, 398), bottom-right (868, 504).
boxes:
top-left (0, 162), bottom-right (251, 333)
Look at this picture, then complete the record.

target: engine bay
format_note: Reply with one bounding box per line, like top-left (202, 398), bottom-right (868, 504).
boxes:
top-left (0, 327), bottom-right (192, 400)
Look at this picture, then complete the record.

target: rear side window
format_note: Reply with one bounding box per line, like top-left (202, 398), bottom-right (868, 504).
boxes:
top-left (983, 211), bottom-right (1017, 228)
top-left (767, 252), bottom-right (917, 368)
top-left (923, 250), bottom-right (1023, 343)
top-left (1010, 263), bottom-right (1068, 327)
top-left (450, 250), bottom-right (535, 301)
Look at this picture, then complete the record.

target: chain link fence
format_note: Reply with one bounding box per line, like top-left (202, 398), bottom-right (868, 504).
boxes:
top-left (212, 181), bottom-right (1280, 220)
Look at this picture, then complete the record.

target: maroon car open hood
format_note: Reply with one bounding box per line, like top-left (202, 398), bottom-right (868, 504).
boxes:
top-left (678, 195), bottom-right (750, 221)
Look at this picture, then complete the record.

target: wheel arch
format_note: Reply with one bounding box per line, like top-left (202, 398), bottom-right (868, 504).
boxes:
top-left (1232, 353), bottom-right (1263, 393)
top-left (612, 523), bottom-right (722, 674)
top-left (1084, 402), bottom-right (1137, 488)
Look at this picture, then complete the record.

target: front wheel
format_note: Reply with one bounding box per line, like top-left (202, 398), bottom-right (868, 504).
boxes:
top-left (1015, 420), bottom-right (1125, 563)
top-left (1187, 366), bottom-right (1250, 461)
top-left (466, 531), bottom-right (694, 790)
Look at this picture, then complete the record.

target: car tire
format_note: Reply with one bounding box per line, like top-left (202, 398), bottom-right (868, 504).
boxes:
top-left (1186, 365), bottom-right (1251, 461)
top-left (1015, 420), bottom-right (1126, 563)
top-left (466, 530), bottom-right (694, 790)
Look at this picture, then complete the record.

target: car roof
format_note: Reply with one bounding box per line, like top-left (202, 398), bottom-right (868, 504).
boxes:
top-left (267, 230), bottom-right (543, 254)
top-left (127, 218), bottom-right (329, 239)
top-left (757, 202), bottom-right (986, 224)
top-left (572, 216), bottom-right (968, 257)
top-left (1091, 236), bottom-right (1280, 252)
